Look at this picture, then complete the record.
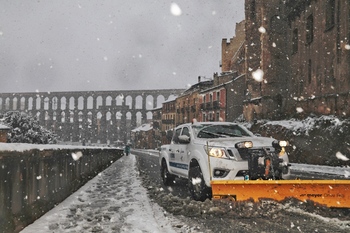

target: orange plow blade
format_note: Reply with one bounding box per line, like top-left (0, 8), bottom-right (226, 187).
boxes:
top-left (211, 180), bottom-right (350, 208)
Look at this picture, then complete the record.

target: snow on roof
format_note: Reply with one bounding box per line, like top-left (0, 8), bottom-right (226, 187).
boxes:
top-left (163, 95), bottom-right (177, 103)
top-left (0, 123), bottom-right (10, 130)
top-left (131, 123), bottom-right (153, 132)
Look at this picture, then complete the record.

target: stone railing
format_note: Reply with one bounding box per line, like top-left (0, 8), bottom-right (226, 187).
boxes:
top-left (0, 143), bottom-right (123, 233)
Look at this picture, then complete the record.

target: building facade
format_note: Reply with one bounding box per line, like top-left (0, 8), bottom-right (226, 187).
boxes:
top-left (199, 72), bottom-right (246, 122)
top-left (221, 20), bottom-right (246, 75)
top-left (175, 77), bottom-right (213, 125)
top-left (243, 0), bottom-right (350, 121)
top-left (0, 123), bottom-right (10, 143)
top-left (286, 0), bottom-right (350, 117)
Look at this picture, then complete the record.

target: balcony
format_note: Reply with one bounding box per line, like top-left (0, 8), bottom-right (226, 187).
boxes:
top-left (213, 100), bottom-right (220, 109)
top-left (162, 119), bottom-right (175, 125)
top-left (205, 102), bottom-right (213, 110)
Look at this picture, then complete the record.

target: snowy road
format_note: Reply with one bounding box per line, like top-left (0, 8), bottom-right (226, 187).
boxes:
top-left (20, 150), bottom-right (350, 233)
top-left (21, 154), bottom-right (192, 233)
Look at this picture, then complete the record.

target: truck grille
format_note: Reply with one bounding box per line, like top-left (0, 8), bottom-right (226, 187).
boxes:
top-left (235, 148), bottom-right (273, 160)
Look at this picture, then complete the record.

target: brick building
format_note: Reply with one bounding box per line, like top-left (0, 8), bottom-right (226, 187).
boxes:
top-left (199, 72), bottom-right (246, 122)
top-left (0, 123), bottom-right (10, 142)
top-left (175, 77), bottom-right (213, 125)
top-left (130, 123), bottom-right (153, 149)
top-left (287, 0), bottom-right (350, 117)
top-left (242, 0), bottom-right (350, 121)
top-left (243, 0), bottom-right (292, 121)
top-left (221, 20), bottom-right (246, 75)
top-left (161, 97), bottom-right (177, 144)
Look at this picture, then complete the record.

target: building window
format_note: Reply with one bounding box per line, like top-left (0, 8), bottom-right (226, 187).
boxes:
top-left (299, 80), bottom-right (304, 96)
top-left (306, 14), bottom-right (313, 45)
top-left (216, 91), bottom-right (220, 101)
top-left (203, 95), bottom-right (206, 103)
top-left (249, 0), bottom-right (256, 20)
top-left (202, 113), bottom-right (206, 122)
top-left (325, 0), bottom-right (335, 30)
top-left (209, 93), bottom-right (213, 102)
top-left (292, 29), bottom-right (298, 54)
top-left (308, 59), bottom-right (312, 84)
top-left (216, 112), bottom-right (220, 121)
top-left (336, 0), bottom-right (341, 63)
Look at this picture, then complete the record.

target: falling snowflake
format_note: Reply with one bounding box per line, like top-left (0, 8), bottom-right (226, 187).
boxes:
top-left (296, 107), bottom-right (304, 113)
top-left (336, 152), bottom-right (349, 161)
top-left (191, 177), bottom-right (201, 185)
top-left (258, 26), bottom-right (266, 33)
top-left (252, 69), bottom-right (264, 82)
top-left (170, 3), bottom-right (182, 16)
top-left (72, 151), bottom-right (83, 161)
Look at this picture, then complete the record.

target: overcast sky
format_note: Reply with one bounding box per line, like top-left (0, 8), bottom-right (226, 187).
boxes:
top-left (0, 0), bottom-right (244, 93)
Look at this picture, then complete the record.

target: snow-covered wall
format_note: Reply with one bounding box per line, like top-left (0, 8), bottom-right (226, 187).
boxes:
top-left (0, 143), bottom-right (123, 233)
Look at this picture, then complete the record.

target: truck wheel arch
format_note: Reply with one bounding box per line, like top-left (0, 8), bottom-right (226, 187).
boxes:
top-left (189, 158), bottom-right (211, 187)
top-left (188, 159), bottom-right (212, 201)
top-left (161, 158), bottom-right (175, 185)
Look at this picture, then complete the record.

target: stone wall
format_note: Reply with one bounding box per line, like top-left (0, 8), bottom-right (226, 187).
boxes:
top-left (0, 144), bottom-right (123, 233)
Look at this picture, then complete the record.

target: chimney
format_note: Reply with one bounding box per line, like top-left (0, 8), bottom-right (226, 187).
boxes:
top-left (198, 76), bottom-right (201, 83)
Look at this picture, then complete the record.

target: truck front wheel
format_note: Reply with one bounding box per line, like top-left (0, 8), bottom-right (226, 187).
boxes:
top-left (161, 160), bottom-right (175, 186)
top-left (188, 166), bottom-right (211, 201)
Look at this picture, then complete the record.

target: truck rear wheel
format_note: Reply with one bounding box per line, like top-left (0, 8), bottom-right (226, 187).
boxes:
top-left (188, 166), bottom-right (211, 201)
top-left (161, 160), bottom-right (175, 186)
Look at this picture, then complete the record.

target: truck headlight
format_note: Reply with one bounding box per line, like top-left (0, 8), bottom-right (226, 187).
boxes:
top-left (272, 140), bottom-right (289, 155)
top-left (205, 146), bottom-right (229, 159)
top-left (235, 141), bottom-right (253, 149)
top-left (279, 140), bottom-right (288, 147)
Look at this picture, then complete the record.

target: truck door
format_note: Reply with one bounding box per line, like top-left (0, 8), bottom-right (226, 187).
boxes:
top-left (168, 128), bottom-right (183, 175)
top-left (169, 127), bottom-right (188, 176)
top-left (176, 126), bottom-right (191, 176)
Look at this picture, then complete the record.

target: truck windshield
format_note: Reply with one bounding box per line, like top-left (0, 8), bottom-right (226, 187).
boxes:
top-left (193, 124), bottom-right (252, 139)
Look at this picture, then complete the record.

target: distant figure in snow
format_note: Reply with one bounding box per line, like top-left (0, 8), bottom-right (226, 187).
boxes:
top-left (124, 144), bottom-right (130, 156)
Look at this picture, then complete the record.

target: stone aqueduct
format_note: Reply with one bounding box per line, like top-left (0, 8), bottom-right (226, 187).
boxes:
top-left (0, 89), bottom-right (183, 144)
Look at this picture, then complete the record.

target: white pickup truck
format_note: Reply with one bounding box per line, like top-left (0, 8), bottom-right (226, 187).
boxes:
top-left (159, 121), bottom-right (291, 201)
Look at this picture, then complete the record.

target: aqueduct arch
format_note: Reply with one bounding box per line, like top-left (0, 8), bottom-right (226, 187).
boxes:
top-left (0, 89), bottom-right (183, 144)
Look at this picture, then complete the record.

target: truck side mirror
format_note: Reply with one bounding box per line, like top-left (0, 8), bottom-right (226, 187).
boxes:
top-left (178, 135), bottom-right (190, 144)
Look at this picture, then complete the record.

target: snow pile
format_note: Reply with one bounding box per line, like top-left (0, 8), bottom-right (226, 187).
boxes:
top-left (257, 115), bottom-right (348, 136)
top-left (249, 115), bottom-right (350, 166)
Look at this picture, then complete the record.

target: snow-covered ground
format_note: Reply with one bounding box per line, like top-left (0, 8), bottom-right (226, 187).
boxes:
top-left (20, 154), bottom-right (195, 233)
top-left (291, 163), bottom-right (350, 178)
top-left (19, 149), bottom-right (350, 233)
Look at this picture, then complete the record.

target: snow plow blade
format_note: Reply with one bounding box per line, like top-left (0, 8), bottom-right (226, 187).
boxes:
top-left (211, 180), bottom-right (350, 208)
